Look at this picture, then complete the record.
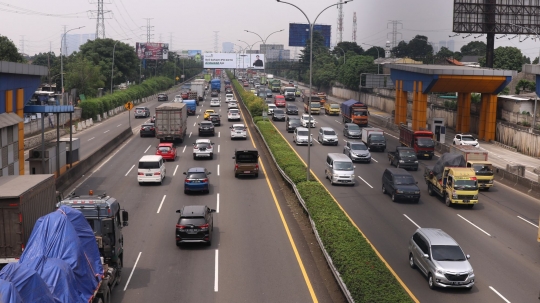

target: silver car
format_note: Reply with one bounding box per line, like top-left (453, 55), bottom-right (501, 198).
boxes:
top-left (293, 127), bottom-right (313, 146)
top-left (409, 228), bottom-right (475, 290)
top-left (317, 127), bottom-right (338, 146)
top-left (343, 141), bottom-right (371, 163)
top-left (193, 139), bottom-right (215, 160)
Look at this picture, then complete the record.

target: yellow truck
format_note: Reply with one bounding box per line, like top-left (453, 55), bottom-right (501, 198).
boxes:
top-left (324, 102), bottom-right (341, 115)
top-left (424, 153), bottom-right (479, 208)
top-left (450, 145), bottom-right (493, 190)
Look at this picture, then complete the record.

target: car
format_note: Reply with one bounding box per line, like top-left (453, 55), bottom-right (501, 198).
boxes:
top-left (288, 80), bottom-right (294, 84)
top-left (266, 93), bottom-right (273, 100)
top-left (204, 109), bottom-right (215, 120)
top-left (198, 121), bottom-right (215, 136)
top-left (274, 95), bottom-right (286, 107)
top-left (225, 87), bottom-right (233, 94)
top-left (453, 134), bottom-right (479, 148)
top-left (343, 123), bottom-right (362, 139)
top-left (257, 92), bottom-right (266, 98)
top-left (155, 142), bottom-right (177, 161)
top-left (408, 228), bottom-right (475, 290)
top-left (293, 127), bottom-right (313, 145)
top-left (243, 82), bottom-right (249, 87)
top-left (318, 127), bottom-right (339, 145)
top-left (211, 91), bottom-right (219, 97)
top-left (181, 91), bottom-right (189, 99)
top-left (233, 149), bottom-right (259, 178)
top-left (193, 139), bottom-right (215, 159)
top-left (255, 84), bottom-right (260, 89)
top-left (175, 205), bottom-right (215, 246)
top-left (230, 123), bottom-right (247, 140)
top-left (272, 109), bottom-right (286, 121)
top-left (158, 93), bottom-right (168, 101)
top-left (208, 113), bottom-right (221, 126)
top-left (173, 95), bottom-right (183, 103)
top-left (210, 98), bottom-right (221, 107)
top-left (344, 141), bottom-right (371, 162)
top-left (267, 104), bottom-right (277, 115)
top-left (228, 101), bottom-right (238, 109)
top-left (228, 109), bottom-right (241, 121)
top-left (286, 104), bottom-right (298, 115)
top-left (286, 116), bottom-right (302, 132)
top-left (138, 155), bottom-right (166, 185)
top-left (250, 88), bottom-right (257, 94)
top-left (140, 123), bottom-right (155, 137)
top-left (325, 153), bottom-right (355, 185)
top-left (225, 94), bottom-right (234, 102)
top-left (382, 168), bottom-right (420, 202)
top-left (134, 107), bottom-right (150, 118)
top-left (300, 114), bottom-right (315, 128)
top-left (183, 168), bottom-right (211, 194)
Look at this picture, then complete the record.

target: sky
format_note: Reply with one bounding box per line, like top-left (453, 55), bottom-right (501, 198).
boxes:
top-left (2, 0), bottom-right (540, 60)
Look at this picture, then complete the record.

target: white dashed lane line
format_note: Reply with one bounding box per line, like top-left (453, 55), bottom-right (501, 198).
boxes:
top-left (182, 146), bottom-right (187, 153)
top-left (125, 164), bottom-right (135, 176)
top-left (173, 165), bottom-right (179, 176)
top-left (104, 130), bottom-right (110, 133)
top-left (144, 145), bottom-right (151, 153)
top-left (88, 137), bottom-right (95, 141)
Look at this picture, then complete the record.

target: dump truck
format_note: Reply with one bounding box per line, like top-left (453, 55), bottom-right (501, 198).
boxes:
top-left (341, 99), bottom-right (368, 126)
top-left (362, 127), bottom-right (386, 151)
top-left (449, 145), bottom-right (493, 190)
top-left (155, 102), bottom-right (188, 143)
top-left (424, 153), bottom-right (479, 207)
top-left (399, 123), bottom-right (435, 159)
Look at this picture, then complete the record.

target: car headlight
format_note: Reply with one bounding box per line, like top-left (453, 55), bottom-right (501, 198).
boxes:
top-left (332, 174), bottom-right (339, 178)
top-left (488, 180), bottom-right (493, 183)
top-left (468, 269), bottom-right (474, 274)
top-left (414, 191), bottom-right (420, 194)
top-left (399, 160), bottom-right (405, 163)
top-left (436, 269), bottom-right (445, 275)
top-left (396, 189), bottom-right (404, 193)
top-left (452, 191), bottom-right (458, 198)
top-left (367, 153), bottom-right (371, 157)
top-left (414, 161), bottom-right (418, 163)
top-left (473, 194), bottom-right (478, 199)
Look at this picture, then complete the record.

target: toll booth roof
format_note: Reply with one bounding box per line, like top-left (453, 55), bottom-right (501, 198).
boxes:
top-left (388, 64), bottom-right (516, 77)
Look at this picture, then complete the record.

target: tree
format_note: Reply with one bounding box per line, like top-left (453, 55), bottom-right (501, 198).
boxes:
top-left (479, 46), bottom-right (526, 71)
top-left (32, 52), bottom-right (60, 87)
top-left (332, 41), bottom-right (363, 57)
top-left (338, 55), bottom-right (377, 90)
top-left (312, 52), bottom-right (337, 88)
top-left (391, 41), bottom-right (409, 58)
top-left (65, 55), bottom-right (106, 97)
top-left (299, 31), bottom-right (328, 66)
top-left (460, 41), bottom-right (486, 56)
top-left (436, 47), bottom-right (455, 60)
top-left (407, 35), bottom-right (433, 60)
top-left (533, 57), bottom-right (539, 64)
top-left (364, 46), bottom-right (384, 60)
top-left (0, 35), bottom-right (25, 63)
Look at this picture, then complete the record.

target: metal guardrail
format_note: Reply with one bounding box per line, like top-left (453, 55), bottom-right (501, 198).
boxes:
top-left (231, 79), bottom-right (355, 303)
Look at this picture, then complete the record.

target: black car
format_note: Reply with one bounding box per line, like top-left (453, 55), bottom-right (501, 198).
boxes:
top-left (286, 104), bottom-right (298, 115)
top-left (209, 113), bottom-right (221, 126)
top-left (158, 93), bottom-right (168, 101)
top-left (140, 123), bottom-right (155, 137)
top-left (272, 109), bottom-right (286, 121)
top-left (198, 121), bottom-right (215, 136)
top-left (381, 168), bottom-right (420, 203)
top-left (286, 116), bottom-right (302, 132)
top-left (175, 205), bottom-right (215, 246)
top-left (211, 90), bottom-right (219, 97)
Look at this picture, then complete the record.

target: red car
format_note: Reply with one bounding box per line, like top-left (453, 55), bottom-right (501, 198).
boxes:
top-left (243, 82), bottom-right (249, 87)
top-left (156, 143), bottom-right (177, 161)
top-left (274, 95), bottom-right (286, 107)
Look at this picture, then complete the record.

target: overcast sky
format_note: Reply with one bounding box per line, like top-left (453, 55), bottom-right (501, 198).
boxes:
top-left (2, 0), bottom-right (540, 60)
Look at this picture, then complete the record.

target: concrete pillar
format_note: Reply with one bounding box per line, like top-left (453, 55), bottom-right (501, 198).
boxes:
top-left (71, 125), bottom-right (77, 134)
top-left (16, 89), bottom-right (24, 175)
top-left (412, 81), bottom-right (427, 131)
top-left (394, 80), bottom-right (407, 126)
top-left (461, 93), bottom-right (471, 133)
top-left (485, 94), bottom-right (497, 141)
top-left (77, 122), bottom-right (82, 131)
top-left (412, 81), bottom-right (419, 130)
top-left (456, 93), bottom-right (463, 133)
top-left (479, 94), bottom-right (488, 140)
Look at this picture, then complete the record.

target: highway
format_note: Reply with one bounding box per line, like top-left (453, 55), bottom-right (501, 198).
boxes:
top-left (255, 83), bottom-right (540, 302)
top-left (63, 82), bottom-right (343, 303)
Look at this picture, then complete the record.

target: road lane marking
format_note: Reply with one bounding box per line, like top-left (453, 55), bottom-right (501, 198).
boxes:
top-left (214, 249), bottom-right (219, 292)
top-left (124, 252), bottom-right (142, 291)
top-left (386, 133), bottom-right (399, 140)
top-left (104, 130), bottom-right (110, 133)
top-left (357, 176), bottom-right (373, 188)
top-left (125, 164), bottom-right (135, 176)
top-left (193, 122), bottom-right (196, 126)
top-left (173, 165), bottom-right (179, 176)
top-left (457, 214), bottom-right (491, 237)
top-left (189, 132), bottom-right (192, 138)
top-left (157, 195), bottom-right (167, 214)
top-left (216, 193), bottom-right (220, 213)
top-left (517, 216), bottom-right (539, 228)
top-left (218, 132), bottom-right (220, 138)
top-left (197, 115), bottom-right (199, 119)
top-left (403, 214), bottom-right (421, 229)
top-left (371, 157), bottom-right (378, 163)
top-left (334, 120), bottom-right (342, 124)
top-left (199, 109), bottom-right (202, 112)
top-left (117, 124), bottom-right (122, 127)
top-left (489, 286), bottom-right (511, 303)
top-left (182, 146), bottom-right (186, 153)
top-left (217, 164), bottom-right (220, 176)
top-left (88, 137), bottom-right (95, 141)
top-left (144, 145), bottom-right (151, 153)
top-left (218, 145), bottom-right (220, 153)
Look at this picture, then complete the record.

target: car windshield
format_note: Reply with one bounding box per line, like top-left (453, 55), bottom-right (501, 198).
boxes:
top-left (297, 131), bottom-right (309, 136)
top-left (461, 136), bottom-right (475, 142)
top-left (274, 110), bottom-right (284, 114)
top-left (394, 175), bottom-right (416, 185)
top-left (233, 126), bottom-right (245, 131)
top-left (138, 161), bottom-right (160, 169)
top-left (472, 164), bottom-right (493, 175)
top-left (399, 150), bottom-right (416, 157)
top-left (353, 110), bottom-right (367, 116)
top-left (323, 130), bottom-right (336, 135)
top-left (454, 179), bottom-right (478, 190)
top-left (302, 116), bottom-right (314, 121)
top-left (417, 137), bottom-right (435, 147)
top-left (347, 124), bottom-right (360, 131)
top-left (200, 123), bottom-right (213, 127)
top-left (196, 143), bottom-right (211, 148)
top-left (186, 172), bottom-right (207, 179)
top-left (431, 245), bottom-right (466, 261)
top-left (333, 161), bottom-right (354, 171)
top-left (288, 106), bottom-right (298, 110)
top-left (179, 218), bottom-right (206, 226)
top-left (311, 103), bottom-right (321, 108)
top-left (158, 146), bottom-right (171, 152)
top-left (330, 104), bottom-right (340, 108)
top-left (350, 143), bottom-right (367, 150)
top-left (370, 134), bottom-right (385, 141)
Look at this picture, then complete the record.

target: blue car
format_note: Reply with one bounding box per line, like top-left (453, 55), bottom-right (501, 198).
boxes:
top-left (183, 167), bottom-right (211, 194)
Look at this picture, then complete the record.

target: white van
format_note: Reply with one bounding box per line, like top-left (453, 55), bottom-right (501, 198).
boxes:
top-left (325, 153), bottom-right (355, 185)
top-left (138, 155), bottom-right (166, 185)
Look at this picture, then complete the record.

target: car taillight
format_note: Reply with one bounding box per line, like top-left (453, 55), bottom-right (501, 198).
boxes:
top-left (185, 179), bottom-right (190, 183)
top-left (138, 172), bottom-right (144, 175)
top-left (202, 178), bottom-right (208, 182)
top-left (235, 164), bottom-right (238, 170)
top-left (199, 223), bottom-right (209, 230)
top-left (154, 172), bottom-right (161, 175)
top-left (255, 164), bottom-right (259, 170)
top-left (176, 224), bottom-right (186, 229)
top-left (151, 127), bottom-right (155, 131)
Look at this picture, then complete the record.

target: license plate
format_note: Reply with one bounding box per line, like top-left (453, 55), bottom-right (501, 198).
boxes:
top-left (463, 200), bottom-right (470, 203)
top-left (424, 154), bottom-right (429, 157)
top-left (192, 180), bottom-right (200, 183)
top-left (145, 173), bottom-right (152, 176)
top-left (452, 282), bottom-right (466, 285)
top-left (244, 171), bottom-right (250, 173)
top-left (186, 229), bottom-right (198, 234)
top-left (236, 132), bottom-right (241, 134)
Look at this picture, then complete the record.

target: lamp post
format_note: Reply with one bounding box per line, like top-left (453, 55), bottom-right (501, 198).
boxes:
top-left (111, 38), bottom-right (131, 94)
top-left (335, 46), bottom-right (346, 64)
top-left (60, 26), bottom-right (85, 104)
top-left (245, 29), bottom-right (284, 77)
top-left (362, 43), bottom-right (380, 74)
top-left (278, 0), bottom-right (353, 181)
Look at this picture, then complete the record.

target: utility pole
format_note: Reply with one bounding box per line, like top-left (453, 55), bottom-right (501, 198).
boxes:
top-left (48, 41), bottom-right (51, 90)
top-left (143, 18), bottom-right (154, 43)
top-left (213, 31), bottom-right (219, 53)
top-left (63, 25), bottom-right (67, 55)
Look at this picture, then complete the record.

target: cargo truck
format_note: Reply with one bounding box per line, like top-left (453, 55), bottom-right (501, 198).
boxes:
top-left (302, 92), bottom-right (322, 115)
top-left (191, 79), bottom-right (205, 102)
top-left (155, 102), bottom-right (188, 143)
top-left (399, 124), bottom-right (435, 159)
top-left (424, 153), bottom-right (479, 208)
top-left (449, 145), bottom-right (493, 190)
top-left (270, 79), bottom-right (281, 92)
top-left (210, 78), bottom-right (221, 93)
top-left (341, 99), bottom-right (368, 126)
top-left (182, 100), bottom-right (197, 115)
top-left (362, 127), bottom-right (386, 151)
top-left (0, 175), bottom-right (58, 266)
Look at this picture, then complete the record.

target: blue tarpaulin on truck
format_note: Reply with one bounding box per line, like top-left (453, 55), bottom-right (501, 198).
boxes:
top-left (0, 279), bottom-right (23, 303)
top-left (0, 263), bottom-right (55, 303)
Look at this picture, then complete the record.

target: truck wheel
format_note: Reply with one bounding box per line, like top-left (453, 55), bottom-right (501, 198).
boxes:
top-left (445, 197), bottom-right (452, 207)
top-left (427, 184), bottom-right (434, 196)
top-left (115, 258), bottom-right (122, 285)
top-left (382, 185), bottom-right (386, 194)
top-left (429, 155), bottom-right (433, 160)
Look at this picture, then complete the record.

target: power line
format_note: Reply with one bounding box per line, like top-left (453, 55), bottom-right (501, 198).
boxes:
top-left (0, 2), bottom-right (87, 18)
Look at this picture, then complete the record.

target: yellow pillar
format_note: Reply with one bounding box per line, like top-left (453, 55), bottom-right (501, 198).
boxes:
top-left (412, 81), bottom-right (418, 130)
top-left (478, 94), bottom-right (489, 140)
top-left (417, 82), bottom-right (427, 130)
top-left (5, 90), bottom-right (13, 113)
top-left (461, 93), bottom-right (471, 133)
top-left (394, 80), bottom-right (402, 125)
top-left (16, 89), bottom-right (24, 175)
top-left (484, 94), bottom-right (497, 141)
top-left (398, 90), bottom-right (407, 125)
top-left (456, 93), bottom-right (463, 133)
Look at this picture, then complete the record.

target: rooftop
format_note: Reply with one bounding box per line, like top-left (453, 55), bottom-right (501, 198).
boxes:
top-left (388, 64), bottom-right (516, 77)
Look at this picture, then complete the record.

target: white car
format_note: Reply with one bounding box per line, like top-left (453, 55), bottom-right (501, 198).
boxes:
top-left (210, 98), bottom-right (220, 107)
top-left (453, 134), bottom-right (479, 148)
top-left (267, 104), bottom-right (277, 115)
top-left (193, 139), bottom-right (214, 160)
top-left (228, 109), bottom-right (241, 121)
top-left (300, 114), bottom-right (315, 128)
top-left (173, 95), bottom-right (183, 103)
top-left (293, 127), bottom-right (313, 146)
top-left (225, 94), bottom-right (234, 102)
top-left (230, 123), bottom-right (247, 140)
top-left (228, 101), bottom-right (238, 109)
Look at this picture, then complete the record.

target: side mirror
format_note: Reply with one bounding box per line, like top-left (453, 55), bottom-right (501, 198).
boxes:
top-left (210, 209), bottom-right (216, 213)
top-left (182, 172), bottom-right (187, 175)
top-left (466, 254), bottom-right (470, 259)
top-left (416, 181), bottom-right (419, 184)
top-left (198, 123), bottom-right (201, 125)
top-left (232, 156), bottom-right (236, 159)
top-left (353, 166), bottom-right (356, 169)
top-left (176, 210), bottom-right (181, 213)
top-left (423, 254), bottom-right (429, 259)
top-left (207, 172), bottom-right (211, 175)
top-left (211, 142), bottom-right (215, 145)
top-left (122, 210), bottom-right (129, 223)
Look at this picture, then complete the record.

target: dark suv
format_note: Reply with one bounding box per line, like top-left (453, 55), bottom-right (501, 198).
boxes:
top-left (381, 168), bottom-right (420, 203)
top-left (286, 104), bottom-right (298, 115)
top-left (286, 116), bottom-right (301, 132)
top-left (209, 113), bottom-right (221, 126)
top-left (175, 205), bottom-right (216, 246)
top-left (158, 93), bottom-right (168, 101)
top-left (198, 121), bottom-right (215, 136)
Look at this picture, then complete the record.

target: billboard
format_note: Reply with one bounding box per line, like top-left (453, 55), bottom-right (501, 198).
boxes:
top-left (236, 53), bottom-right (265, 70)
top-left (188, 50), bottom-right (202, 62)
top-left (203, 53), bottom-right (237, 68)
top-left (136, 42), bottom-right (169, 60)
top-left (288, 23), bottom-right (331, 48)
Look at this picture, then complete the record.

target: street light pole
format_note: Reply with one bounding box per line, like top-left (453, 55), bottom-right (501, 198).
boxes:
top-left (245, 29), bottom-right (284, 78)
top-left (61, 26), bottom-right (85, 104)
top-left (335, 46), bottom-right (346, 64)
top-left (362, 43), bottom-right (380, 74)
top-left (111, 38), bottom-right (131, 94)
top-left (278, 0), bottom-right (353, 181)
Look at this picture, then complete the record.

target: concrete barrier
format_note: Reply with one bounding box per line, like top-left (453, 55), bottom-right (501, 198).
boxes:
top-left (56, 127), bottom-right (134, 193)
top-left (97, 115), bottom-right (101, 122)
top-left (77, 122), bottom-right (82, 131)
top-left (103, 112), bottom-right (107, 119)
top-left (82, 121), bottom-right (87, 129)
top-left (71, 125), bottom-right (76, 134)
top-left (89, 118), bottom-right (93, 126)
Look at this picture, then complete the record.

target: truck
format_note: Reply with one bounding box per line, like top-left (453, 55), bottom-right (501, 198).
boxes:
top-left (449, 145), bottom-right (493, 190)
top-left (362, 127), bottom-right (386, 151)
top-left (302, 92), bottom-right (322, 115)
top-left (317, 92), bottom-right (327, 105)
top-left (182, 100), bottom-right (197, 115)
top-left (155, 102), bottom-right (188, 143)
top-left (424, 153), bottom-right (479, 207)
top-left (210, 78), bottom-right (221, 93)
top-left (388, 146), bottom-right (419, 171)
top-left (399, 123), bottom-right (435, 159)
top-left (233, 149), bottom-right (260, 178)
top-left (270, 79), bottom-right (281, 92)
top-left (191, 79), bottom-right (206, 102)
top-left (282, 86), bottom-right (296, 101)
top-left (204, 73), bottom-right (211, 82)
top-left (341, 99), bottom-right (368, 126)
top-left (0, 175), bottom-right (58, 266)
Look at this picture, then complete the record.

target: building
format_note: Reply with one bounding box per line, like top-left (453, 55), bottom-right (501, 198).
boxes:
top-left (222, 42), bottom-right (234, 53)
top-left (245, 50), bottom-right (260, 54)
top-left (63, 33), bottom-right (96, 55)
top-left (447, 40), bottom-right (455, 52)
top-left (260, 44), bottom-right (284, 53)
top-left (439, 40), bottom-right (447, 51)
top-left (266, 49), bottom-right (291, 61)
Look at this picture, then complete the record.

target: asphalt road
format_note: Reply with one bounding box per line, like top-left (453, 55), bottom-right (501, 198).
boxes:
top-left (63, 83), bottom-right (339, 303)
top-left (256, 83), bottom-right (540, 303)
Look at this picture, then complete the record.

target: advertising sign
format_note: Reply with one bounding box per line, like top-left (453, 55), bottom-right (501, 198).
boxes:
top-left (136, 42), bottom-right (169, 60)
top-left (236, 53), bottom-right (265, 70)
top-left (289, 23), bottom-right (331, 48)
top-left (203, 53), bottom-right (237, 68)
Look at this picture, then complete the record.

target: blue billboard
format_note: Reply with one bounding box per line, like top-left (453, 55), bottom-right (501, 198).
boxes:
top-left (288, 23), bottom-right (331, 48)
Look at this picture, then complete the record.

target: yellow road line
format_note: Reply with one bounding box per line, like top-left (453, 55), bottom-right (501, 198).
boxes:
top-left (268, 121), bottom-right (420, 303)
top-left (234, 87), bottom-right (318, 303)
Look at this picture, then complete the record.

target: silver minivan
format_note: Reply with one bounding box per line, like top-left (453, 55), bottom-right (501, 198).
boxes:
top-left (409, 228), bottom-right (475, 290)
top-left (324, 153), bottom-right (355, 185)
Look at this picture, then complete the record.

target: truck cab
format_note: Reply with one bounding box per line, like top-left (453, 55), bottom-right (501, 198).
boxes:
top-left (425, 166), bottom-right (479, 207)
top-left (466, 161), bottom-right (493, 190)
